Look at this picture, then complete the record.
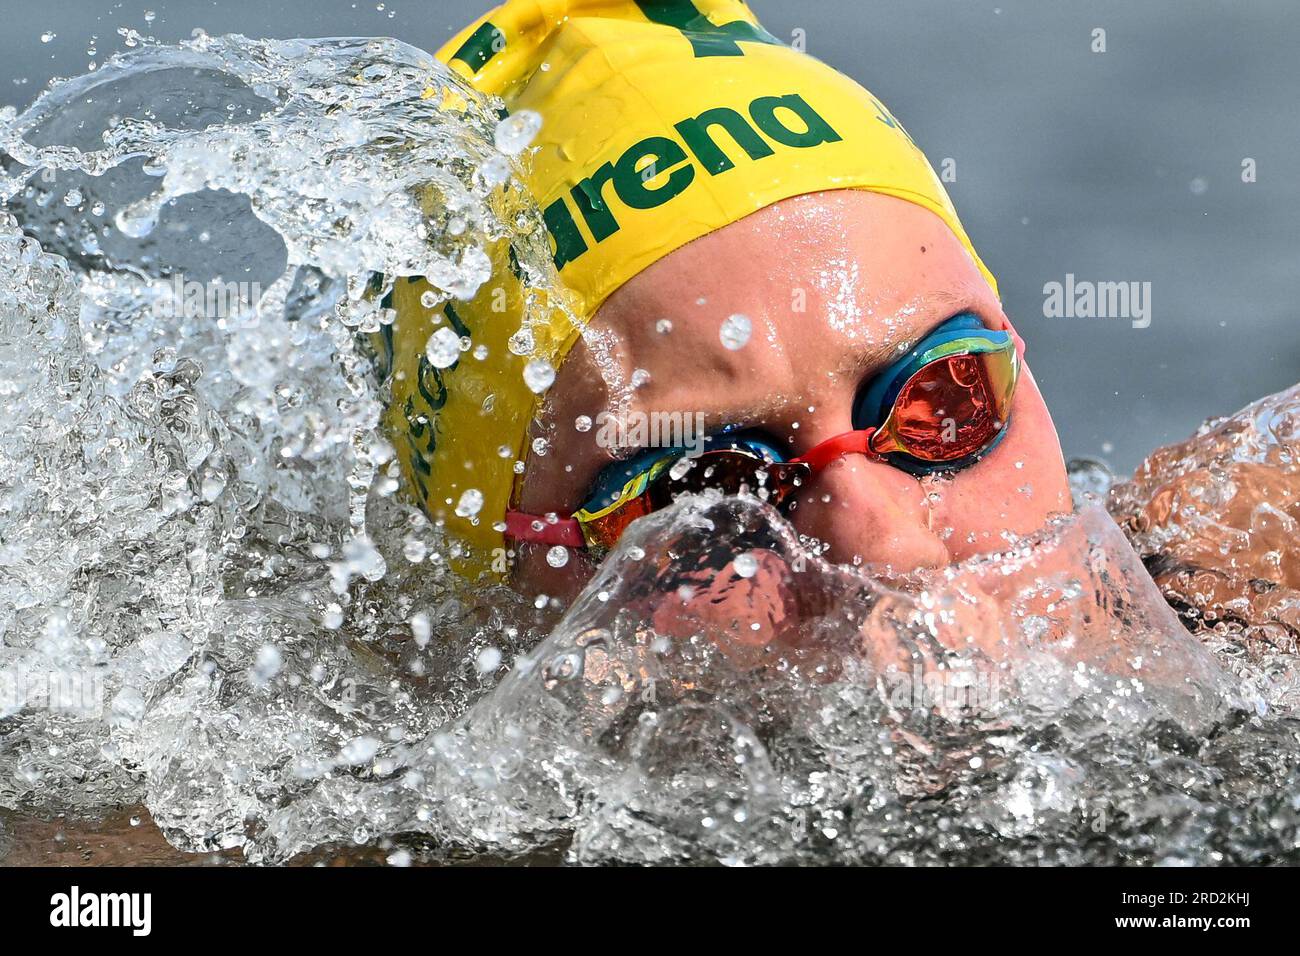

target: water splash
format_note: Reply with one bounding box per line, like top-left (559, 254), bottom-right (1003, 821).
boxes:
top-left (1110, 384), bottom-right (1300, 711)
top-left (0, 35), bottom-right (1298, 866)
top-left (243, 493), bottom-right (1263, 864)
top-left (0, 34), bottom-right (558, 823)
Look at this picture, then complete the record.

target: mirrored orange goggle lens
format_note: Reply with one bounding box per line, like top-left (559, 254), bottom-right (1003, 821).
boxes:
top-left (646, 450), bottom-right (809, 507)
top-left (875, 351), bottom-right (1017, 461)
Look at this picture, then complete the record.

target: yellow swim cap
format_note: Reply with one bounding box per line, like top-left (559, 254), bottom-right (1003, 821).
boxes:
top-left (383, 0), bottom-right (997, 577)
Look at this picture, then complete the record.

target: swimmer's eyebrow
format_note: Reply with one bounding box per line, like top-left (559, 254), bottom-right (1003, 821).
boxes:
top-left (844, 340), bottom-right (909, 379)
top-left (840, 303), bottom-right (990, 379)
top-left (840, 325), bottom-right (931, 380)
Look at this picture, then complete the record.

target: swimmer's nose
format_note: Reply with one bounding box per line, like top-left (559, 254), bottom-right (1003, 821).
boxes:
top-left (787, 453), bottom-right (950, 573)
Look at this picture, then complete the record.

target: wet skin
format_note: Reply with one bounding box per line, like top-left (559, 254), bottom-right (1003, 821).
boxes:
top-left (514, 189), bottom-right (1073, 600)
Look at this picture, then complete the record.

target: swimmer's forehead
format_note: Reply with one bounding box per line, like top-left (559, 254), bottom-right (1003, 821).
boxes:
top-left (578, 192), bottom-right (1003, 426)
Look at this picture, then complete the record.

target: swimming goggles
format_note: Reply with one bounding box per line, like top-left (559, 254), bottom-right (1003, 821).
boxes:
top-left (506, 314), bottom-right (1019, 551)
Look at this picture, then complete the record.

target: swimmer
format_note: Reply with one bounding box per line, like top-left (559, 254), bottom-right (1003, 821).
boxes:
top-left (383, 0), bottom-right (1073, 604)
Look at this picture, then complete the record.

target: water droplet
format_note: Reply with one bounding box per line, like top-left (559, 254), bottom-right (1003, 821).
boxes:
top-left (410, 612), bottom-right (432, 648)
top-left (523, 358), bottom-right (555, 394)
top-left (493, 109), bottom-right (542, 156)
top-left (200, 473), bottom-right (226, 502)
top-left (339, 736), bottom-right (380, 765)
top-left (455, 488), bottom-right (484, 518)
top-left (425, 326), bottom-right (462, 368)
top-left (475, 646), bottom-right (503, 673)
top-left (733, 552), bottom-right (759, 578)
top-left (477, 153), bottom-right (511, 188)
top-left (250, 644), bottom-right (283, 685)
top-left (508, 326), bottom-right (535, 355)
top-left (720, 313), bottom-right (752, 350)
top-left (114, 203), bottom-right (159, 239)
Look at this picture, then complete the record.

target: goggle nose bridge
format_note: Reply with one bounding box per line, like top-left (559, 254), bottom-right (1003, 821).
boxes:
top-left (788, 427), bottom-right (882, 475)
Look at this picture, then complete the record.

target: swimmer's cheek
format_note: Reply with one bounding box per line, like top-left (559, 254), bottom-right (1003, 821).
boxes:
top-left (511, 543), bottom-right (601, 607)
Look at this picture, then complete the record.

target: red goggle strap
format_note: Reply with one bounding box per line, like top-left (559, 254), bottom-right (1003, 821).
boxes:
top-left (504, 510), bottom-right (585, 547)
top-left (790, 427), bottom-right (879, 475)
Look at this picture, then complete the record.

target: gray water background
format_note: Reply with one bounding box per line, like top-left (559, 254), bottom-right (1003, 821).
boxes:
top-left (2, 0), bottom-right (1296, 473)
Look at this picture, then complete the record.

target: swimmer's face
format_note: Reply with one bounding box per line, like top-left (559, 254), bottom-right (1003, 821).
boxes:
top-left (515, 189), bottom-right (1072, 596)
